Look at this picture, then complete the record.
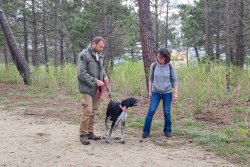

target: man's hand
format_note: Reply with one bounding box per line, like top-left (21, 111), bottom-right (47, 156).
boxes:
top-left (104, 76), bottom-right (109, 83)
top-left (96, 80), bottom-right (104, 86)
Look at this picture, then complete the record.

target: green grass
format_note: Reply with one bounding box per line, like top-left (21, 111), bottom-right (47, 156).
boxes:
top-left (0, 97), bottom-right (9, 105)
top-left (70, 118), bottom-right (80, 125)
top-left (174, 121), bottom-right (250, 165)
top-left (15, 101), bottom-right (44, 106)
top-left (0, 64), bottom-right (77, 94)
top-left (110, 61), bottom-right (147, 95)
top-left (127, 117), bottom-right (144, 129)
top-left (229, 106), bottom-right (249, 113)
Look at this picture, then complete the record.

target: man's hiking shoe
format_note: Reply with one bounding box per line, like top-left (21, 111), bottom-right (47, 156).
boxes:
top-left (88, 132), bottom-right (101, 140)
top-left (80, 135), bottom-right (90, 145)
top-left (165, 133), bottom-right (172, 137)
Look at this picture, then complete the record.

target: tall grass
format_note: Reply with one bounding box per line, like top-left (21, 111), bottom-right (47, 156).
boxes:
top-left (0, 64), bottom-right (23, 84)
top-left (109, 61), bottom-right (147, 95)
top-left (177, 63), bottom-right (250, 114)
top-left (0, 63), bottom-right (78, 93)
top-left (111, 62), bottom-right (250, 115)
top-left (0, 62), bottom-right (249, 114)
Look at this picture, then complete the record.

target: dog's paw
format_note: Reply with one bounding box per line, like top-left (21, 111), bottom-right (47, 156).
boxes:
top-left (120, 140), bottom-right (125, 144)
top-left (102, 135), bottom-right (107, 140)
top-left (105, 136), bottom-right (111, 143)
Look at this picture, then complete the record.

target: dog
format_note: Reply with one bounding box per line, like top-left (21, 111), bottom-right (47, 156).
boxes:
top-left (104, 98), bottom-right (138, 144)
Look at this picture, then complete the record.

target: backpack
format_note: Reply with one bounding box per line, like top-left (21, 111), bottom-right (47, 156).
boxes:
top-left (151, 62), bottom-right (173, 86)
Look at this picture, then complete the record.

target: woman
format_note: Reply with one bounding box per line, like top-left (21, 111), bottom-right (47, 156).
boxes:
top-left (142, 48), bottom-right (178, 138)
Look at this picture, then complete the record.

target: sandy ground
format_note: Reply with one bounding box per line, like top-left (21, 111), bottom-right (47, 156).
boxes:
top-left (0, 105), bottom-right (236, 167)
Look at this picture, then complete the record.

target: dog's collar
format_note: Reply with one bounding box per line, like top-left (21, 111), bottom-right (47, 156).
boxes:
top-left (119, 105), bottom-right (127, 112)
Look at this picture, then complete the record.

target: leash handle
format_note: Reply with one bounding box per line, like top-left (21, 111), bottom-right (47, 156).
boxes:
top-left (98, 81), bottom-right (112, 102)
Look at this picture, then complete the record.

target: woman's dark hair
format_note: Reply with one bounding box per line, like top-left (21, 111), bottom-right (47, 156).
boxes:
top-left (158, 48), bottom-right (171, 64)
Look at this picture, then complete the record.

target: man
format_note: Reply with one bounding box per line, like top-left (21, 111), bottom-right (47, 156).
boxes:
top-left (77, 36), bottom-right (109, 145)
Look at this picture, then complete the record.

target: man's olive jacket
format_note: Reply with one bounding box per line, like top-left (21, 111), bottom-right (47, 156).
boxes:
top-left (77, 44), bottom-right (106, 96)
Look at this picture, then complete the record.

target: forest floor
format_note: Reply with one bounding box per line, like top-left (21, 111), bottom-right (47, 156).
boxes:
top-left (0, 83), bottom-right (240, 167)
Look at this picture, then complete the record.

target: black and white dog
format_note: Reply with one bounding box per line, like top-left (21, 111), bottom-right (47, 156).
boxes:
top-left (104, 98), bottom-right (138, 144)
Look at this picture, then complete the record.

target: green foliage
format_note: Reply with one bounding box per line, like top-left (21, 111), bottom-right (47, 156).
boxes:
top-left (121, 11), bottom-right (140, 53)
top-left (110, 61), bottom-right (147, 95)
top-left (229, 106), bottom-right (249, 113)
top-left (182, 119), bottom-right (200, 127)
top-left (0, 64), bottom-right (77, 93)
top-left (175, 123), bottom-right (250, 165)
top-left (178, 2), bottom-right (204, 48)
top-left (127, 117), bottom-right (144, 129)
top-left (1, 62), bottom-right (249, 114)
top-left (224, 128), bottom-right (234, 137)
top-left (177, 63), bottom-right (250, 114)
top-left (0, 64), bottom-right (23, 84)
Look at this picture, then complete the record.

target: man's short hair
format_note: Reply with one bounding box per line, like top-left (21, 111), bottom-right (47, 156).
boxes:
top-left (92, 36), bottom-right (105, 44)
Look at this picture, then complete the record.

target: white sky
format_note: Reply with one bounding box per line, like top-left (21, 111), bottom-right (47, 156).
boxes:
top-left (123, 0), bottom-right (194, 6)
top-left (122, 0), bottom-right (194, 10)
top-left (178, 0), bottom-right (194, 4)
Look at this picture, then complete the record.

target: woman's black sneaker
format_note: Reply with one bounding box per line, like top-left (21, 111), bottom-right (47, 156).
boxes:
top-left (142, 133), bottom-right (148, 138)
top-left (165, 133), bottom-right (172, 137)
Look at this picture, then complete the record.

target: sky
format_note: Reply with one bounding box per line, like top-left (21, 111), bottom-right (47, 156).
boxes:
top-left (122, 0), bottom-right (194, 10)
top-left (178, 0), bottom-right (194, 4)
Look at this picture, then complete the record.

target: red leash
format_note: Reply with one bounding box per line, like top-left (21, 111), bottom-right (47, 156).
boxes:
top-left (98, 82), bottom-right (127, 113)
top-left (97, 81), bottom-right (112, 102)
top-left (119, 105), bottom-right (127, 112)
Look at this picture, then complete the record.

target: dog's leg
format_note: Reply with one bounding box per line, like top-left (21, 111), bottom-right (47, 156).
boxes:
top-left (113, 119), bottom-right (121, 139)
top-left (103, 116), bottom-right (110, 139)
top-left (113, 123), bottom-right (118, 139)
top-left (120, 121), bottom-right (126, 144)
top-left (105, 120), bottom-right (116, 143)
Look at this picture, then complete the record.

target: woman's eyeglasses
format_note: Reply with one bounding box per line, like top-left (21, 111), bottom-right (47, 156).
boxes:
top-left (157, 55), bottom-right (164, 59)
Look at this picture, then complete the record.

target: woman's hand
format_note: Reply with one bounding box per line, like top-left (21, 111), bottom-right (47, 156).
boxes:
top-left (149, 91), bottom-right (152, 98)
top-left (173, 92), bottom-right (178, 103)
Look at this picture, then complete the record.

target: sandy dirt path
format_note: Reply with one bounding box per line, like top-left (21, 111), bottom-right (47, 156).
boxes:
top-left (0, 105), bottom-right (236, 167)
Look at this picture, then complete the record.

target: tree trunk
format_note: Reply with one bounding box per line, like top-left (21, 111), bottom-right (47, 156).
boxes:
top-left (137, 0), bottom-right (155, 92)
top-left (54, 1), bottom-right (58, 67)
top-left (42, 0), bottom-right (48, 71)
top-left (215, 12), bottom-right (221, 62)
top-left (72, 46), bottom-right (77, 65)
top-left (22, 0), bottom-right (29, 63)
top-left (154, 0), bottom-right (159, 51)
top-left (165, 0), bottom-right (169, 48)
top-left (235, 0), bottom-right (244, 68)
top-left (102, 0), bottom-right (110, 70)
top-left (3, 39), bottom-right (8, 65)
top-left (194, 46), bottom-right (200, 64)
top-left (0, 7), bottom-right (31, 85)
top-left (31, 0), bottom-right (39, 66)
top-left (59, 29), bottom-right (64, 65)
top-left (204, 0), bottom-right (211, 71)
top-left (225, 0), bottom-right (232, 93)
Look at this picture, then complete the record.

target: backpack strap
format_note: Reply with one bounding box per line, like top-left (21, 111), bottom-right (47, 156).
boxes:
top-left (169, 63), bottom-right (173, 87)
top-left (152, 62), bottom-right (173, 87)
